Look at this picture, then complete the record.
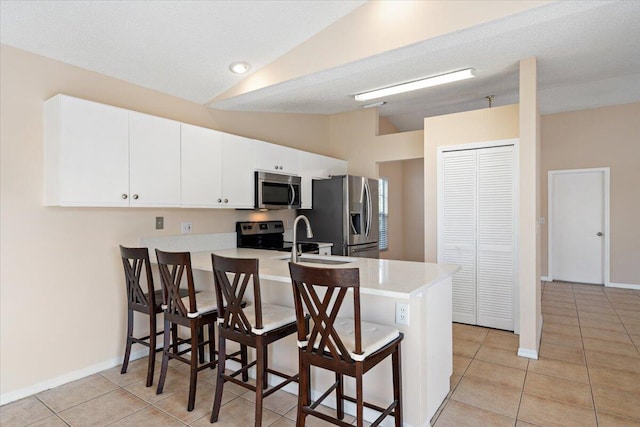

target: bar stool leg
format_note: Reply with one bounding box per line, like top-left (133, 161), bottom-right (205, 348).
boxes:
top-left (210, 329), bottom-right (226, 422)
top-left (121, 308), bottom-right (134, 375)
top-left (146, 312), bottom-right (156, 387)
top-left (255, 337), bottom-right (265, 427)
top-left (156, 319), bottom-right (171, 395)
top-left (297, 356), bottom-right (309, 427)
top-left (241, 345), bottom-right (249, 382)
top-left (335, 372), bottom-right (344, 419)
top-left (187, 327), bottom-right (199, 411)
top-left (393, 343), bottom-right (403, 427)
top-left (355, 363), bottom-right (364, 427)
top-left (208, 322), bottom-right (216, 368)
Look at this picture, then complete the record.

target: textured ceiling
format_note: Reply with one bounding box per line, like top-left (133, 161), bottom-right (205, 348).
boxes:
top-left (1, 1), bottom-right (639, 132)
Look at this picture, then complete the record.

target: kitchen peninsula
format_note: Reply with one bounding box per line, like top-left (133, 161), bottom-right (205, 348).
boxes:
top-left (183, 248), bottom-right (458, 426)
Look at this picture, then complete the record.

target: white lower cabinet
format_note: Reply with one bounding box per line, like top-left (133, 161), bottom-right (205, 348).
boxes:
top-left (298, 151), bottom-right (347, 209)
top-left (438, 144), bottom-right (516, 331)
top-left (181, 124), bottom-right (255, 208)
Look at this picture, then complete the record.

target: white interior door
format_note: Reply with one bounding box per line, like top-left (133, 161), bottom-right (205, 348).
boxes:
top-left (550, 170), bottom-right (606, 284)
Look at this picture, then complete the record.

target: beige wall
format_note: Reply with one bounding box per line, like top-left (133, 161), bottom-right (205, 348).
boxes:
top-left (0, 45), bottom-right (330, 398)
top-left (540, 102), bottom-right (640, 285)
top-left (403, 158), bottom-right (425, 262)
top-left (329, 108), bottom-right (423, 178)
top-left (379, 161), bottom-right (405, 260)
top-left (423, 105), bottom-right (520, 262)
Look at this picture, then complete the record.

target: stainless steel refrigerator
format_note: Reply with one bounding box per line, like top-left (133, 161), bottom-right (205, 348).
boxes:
top-left (298, 175), bottom-right (379, 258)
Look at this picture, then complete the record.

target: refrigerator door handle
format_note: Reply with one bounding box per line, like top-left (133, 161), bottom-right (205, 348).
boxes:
top-left (364, 180), bottom-right (372, 237)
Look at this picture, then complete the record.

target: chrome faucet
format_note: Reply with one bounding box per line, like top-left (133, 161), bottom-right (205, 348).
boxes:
top-left (292, 215), bottom-right (313, 263)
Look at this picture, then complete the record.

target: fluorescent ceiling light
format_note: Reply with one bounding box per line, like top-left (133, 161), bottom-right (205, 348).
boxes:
top-left (229, 61), bottom-right (251, 74)
top-left (354, 68), bottom-right (476, 102)
top-left (362, 101), bottom-right (386, 109)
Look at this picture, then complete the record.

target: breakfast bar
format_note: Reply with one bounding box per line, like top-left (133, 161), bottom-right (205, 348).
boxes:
top-left (186, 248), bottom-right (458, 426)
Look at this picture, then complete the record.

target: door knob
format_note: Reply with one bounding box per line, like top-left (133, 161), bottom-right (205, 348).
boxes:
top-left (597, 232), bottom-right (603, 236)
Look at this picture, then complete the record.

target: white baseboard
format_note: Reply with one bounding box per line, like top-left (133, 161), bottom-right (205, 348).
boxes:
top-left (607, 282), bottom-right (640, 290)
top-left (540, 276), bottom-right (551, 282)
top-left (517, 347), bottom-right (539, 360)
top-left (0, 349), bottom-right (148, 406)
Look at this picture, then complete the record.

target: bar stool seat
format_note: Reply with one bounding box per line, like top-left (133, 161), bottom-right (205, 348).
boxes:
top-left (301, 317), bottom-right (400, 362)
top-left (246, 303), bottom-right (297, 335)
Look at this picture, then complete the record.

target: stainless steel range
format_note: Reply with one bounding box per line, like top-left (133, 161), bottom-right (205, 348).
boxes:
top-left (236, 220), bottom-right (319, 253)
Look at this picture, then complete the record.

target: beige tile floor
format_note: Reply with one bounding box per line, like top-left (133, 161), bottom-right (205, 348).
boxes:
top-left (2, 281), bottom-right (639, 426)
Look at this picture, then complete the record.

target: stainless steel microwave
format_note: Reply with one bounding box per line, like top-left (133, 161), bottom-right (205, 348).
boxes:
top-left (255, 171), bottom-right (301, 209)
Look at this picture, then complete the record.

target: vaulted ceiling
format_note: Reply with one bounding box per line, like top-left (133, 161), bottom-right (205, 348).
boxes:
top-left (2, 1), bottom-right (639, 132)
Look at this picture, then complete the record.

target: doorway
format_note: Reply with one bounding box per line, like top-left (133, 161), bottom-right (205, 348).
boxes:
top-left (548, 168), bottom-right (610, 285)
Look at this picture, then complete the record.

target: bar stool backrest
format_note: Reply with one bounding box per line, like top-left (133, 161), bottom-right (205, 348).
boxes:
top-left (289, 263), bottom-right (362, 364)
top-left (211, 255), bottom-right (263, 333)
top-left (120, 246), bottom-right (156, 312)
top-left (155, 250), bottom-right (197, 318)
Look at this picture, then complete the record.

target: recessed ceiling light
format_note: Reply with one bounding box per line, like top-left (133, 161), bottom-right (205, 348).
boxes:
top-left (229, 61), bottom-right (251, 74)
top-left (355, 68), bottom-right (476, 102)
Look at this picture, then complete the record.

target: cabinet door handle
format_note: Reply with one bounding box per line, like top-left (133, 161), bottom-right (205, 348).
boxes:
top-left (275, 165), bottom-right (279, 170)
top-left (597, 232), bottom-right (603, 236)
top-left (217, 198), bottom-right (222, 203)
top-left (224, 199), bottom-right (228, 203)
top-left (121, 194), bottom-right (128, 199)
top-left (132, 194), bottom-right (139, 200)
top-left (279, 165), bottom-right (283, 170)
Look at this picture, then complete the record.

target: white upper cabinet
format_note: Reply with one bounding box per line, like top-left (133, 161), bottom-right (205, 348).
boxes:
top-left (44, 95), bottom-right (181, 207)
top-left (298, 151), bottom-right (347, 209)
top-left (221, 133), bottom-right (255, 208)
top-left (44, 95), bottom-right (129, 206)
top-left (181, 124), bottom-right (255, 209)
top-left (254, 140), bottom-right (298, 175)
top-left (181, 123), bottom-right (223, 207)
top-left (128, 111), bottom-right (181, 207)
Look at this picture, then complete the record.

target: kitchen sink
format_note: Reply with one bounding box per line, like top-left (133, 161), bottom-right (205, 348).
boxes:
top-left (276, 254), bottom-right (355, 265)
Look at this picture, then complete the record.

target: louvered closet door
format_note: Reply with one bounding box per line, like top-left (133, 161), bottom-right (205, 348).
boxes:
top-left (476, 146), bottom-right (515, 330)
top-left (441, 150), bottom-right (477, 325)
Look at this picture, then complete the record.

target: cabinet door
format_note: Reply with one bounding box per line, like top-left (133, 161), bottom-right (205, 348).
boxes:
top-left (476, 146), bottom-right (515, 330)
top-left (129, 112), bottom-right (181, 207)
top-left (181, 124), bottom-right (223, 207)
top-left (439, 150), bottom-right (477, 325)
top-left (221, 134), bottom-right (255, 208)
top-left (298, 151), bottom-right (330, 209)
top-left (255, 140), bottom-right (298, 175)
top-left (47, 95), bottom-right (129, 206)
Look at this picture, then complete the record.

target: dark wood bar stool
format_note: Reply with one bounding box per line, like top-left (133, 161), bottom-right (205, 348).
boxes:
top-left (155, 249), bottom-right (218, 412)
top-left (289, 263), bottom-right (403, 427)
top-left (210, 254), bottom-right (300, 427)
top-left (119, 245), bottom-right (180, 387)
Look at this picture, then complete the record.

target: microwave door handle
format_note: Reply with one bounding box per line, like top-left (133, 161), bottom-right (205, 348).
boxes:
top-left (289, 184), bottom-right (296, 206)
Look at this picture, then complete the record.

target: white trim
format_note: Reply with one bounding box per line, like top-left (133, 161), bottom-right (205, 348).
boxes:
top-left (437, 139), bottom-right (519, 332)
top-left (540, 276), bottom-right (551, 282)
top-left (607, 282), bottom-right (640, 290)
top-left (517, 347), bottom-right (539, 360)
top-left (0, 348), bottom-right (149, 405)
top-left (548, 168), bottom-right (610, 285)
top-left (517, 314), bottom-right (542, 360)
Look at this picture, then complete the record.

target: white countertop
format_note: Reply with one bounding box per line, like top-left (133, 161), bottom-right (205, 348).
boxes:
top-left (188, 248), bottom-right (458, 300)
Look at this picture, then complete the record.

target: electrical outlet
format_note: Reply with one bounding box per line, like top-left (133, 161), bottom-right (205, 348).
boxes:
top-left (395, 302), bottom-right (409, 326)
top-left (181, 222), bottom-right (192, 234)
top-left (155, 216), bottom-right (164, 230)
